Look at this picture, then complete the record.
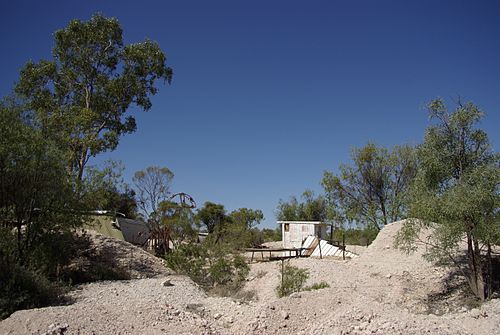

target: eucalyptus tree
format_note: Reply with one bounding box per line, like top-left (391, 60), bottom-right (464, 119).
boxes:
top-left (229, 208), bottom-right (264, 230)
top-left (16, 14), bottom-right (173, 180)
top-left (276, 190), bottom-right (328, 222)
top-left (322, 143), bottom-right (418, 230)
top-left (228, 208), bottom-right (264, 248)
top-left (196, 202), bottom-right (228, 235)
top-left (397, 98), bottom-right (499, 300)
top-left (133, 166), bottom-right (174, 219)
top-left (0, 98), bottom-right (82, 260)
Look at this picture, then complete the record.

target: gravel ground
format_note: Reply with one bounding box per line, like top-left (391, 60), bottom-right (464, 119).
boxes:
top-left (1, 220), bottom-right (498, 335)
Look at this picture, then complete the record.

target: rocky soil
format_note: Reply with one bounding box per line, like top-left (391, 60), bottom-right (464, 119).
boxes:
top-left (80, 230), bottom-right (171, 279)
top-left (1, 220), bottom-right (498, 335)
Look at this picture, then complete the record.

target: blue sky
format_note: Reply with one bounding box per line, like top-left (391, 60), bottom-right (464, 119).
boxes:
top-left (1, 1), bottom-right (499, 228)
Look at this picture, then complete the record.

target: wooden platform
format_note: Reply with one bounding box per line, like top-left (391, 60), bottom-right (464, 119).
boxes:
top-left (245, 247), bottom-right (307, 263)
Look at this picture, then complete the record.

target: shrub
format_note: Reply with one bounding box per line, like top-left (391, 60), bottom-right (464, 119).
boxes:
top-left (165, 244), bottom-right (249, 293)
top-left (331, 228), bottom-right (378, 246)
top-left (165, 243), bottom-right (209, 285)
top-left (276, 263), bottom-right (309, 297)
top-left (262, 228), bottom-right (281, 242)
top-left (304, 281), bottom-right (330, 291)
top-left (0, 227), bottom-right (64, 319)
top-left (209, 258), bottom-right (233, 286)
top-left (0, 262), bottom-right (63, 319)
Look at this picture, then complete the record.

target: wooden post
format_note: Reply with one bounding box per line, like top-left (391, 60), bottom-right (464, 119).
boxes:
top-left (318, 237), bottom-right (323, 259)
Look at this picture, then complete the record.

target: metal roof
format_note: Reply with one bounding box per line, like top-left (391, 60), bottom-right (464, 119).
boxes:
top-left (277, 221), bottom-right (326, 225)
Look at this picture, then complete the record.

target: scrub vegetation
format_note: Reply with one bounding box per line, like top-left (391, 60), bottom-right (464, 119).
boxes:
top-left (1, 11), bottom-right (498, 324)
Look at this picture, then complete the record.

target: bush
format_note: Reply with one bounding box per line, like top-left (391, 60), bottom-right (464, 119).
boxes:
top-left (165, 244), bottom-right (249, 293)
top-left (262, 228), bottom-right (281, 242)
top-left (0, 262), bottom-right (63, 319)
top-left (165, 244), bottom-right (209, 285)
top-left (0, 227), bottom-right (64, 319)
top-left (331, 228), bottom-right (378, 246)
top-left (209, 254), bottom-right (249, 289)
top-left (304, 281), bottom-right (330, 291)
top-left (276, 263), bottom-right (309, 297)
top-left (0, 227), bottom-right (131, 319)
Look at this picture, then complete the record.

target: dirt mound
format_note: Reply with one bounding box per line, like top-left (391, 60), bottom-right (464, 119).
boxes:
top-left (61, 230), bottom-right (171, 283)
top-left (1, 222), bottom-right (498, 335)
top-left (81, 230), bottom-right (171, 279)
top-left (354, 219), bottom-right (433, 276)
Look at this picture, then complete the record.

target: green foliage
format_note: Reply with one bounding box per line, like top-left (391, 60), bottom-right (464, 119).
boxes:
top-left (0, 91), bottom-right (130, 319)
top-left (0, 96), bottom-right (90, 319)
top-left (81, 160), bottom-right (138, 218)
top-left (165, 244), bottom-right (249, 293)
top-left (0, 225), bottom-right (132, 319)
top-left (276, 263), bottom-right (309, 297)
top-left (221, 223), bottom-right (257, 249)
top-left (0, 13), bottom-right (173, 319)
top-left (322, 143), bottom-right (418, 230)
top-left (166, 206), bottom-right (197, 246)
top-left (0, 98), bottom-right (84, 251)
top-left (110, 188), bottom-right (139, 219)
top-left (331, 228), bottom-right (378, 246)
top-left (165, 244), bottom-right (208, 284)
top-left (209, 255), bottom-right (249, 288)
top-left (304, 281), bottom-right (330, 291)
top-left (276, 190), bottom-right (328, 221)
top-left (15, 13), bottom-right (173, 179)
top-left (196, 202), bottom-right (227, 234)
top-left (230, 208), bottom-right (264, 230)
top-left (196, 203), bottom-right (265, 249)
top-left (0, 259), bottom-right (62, 319)
top-left (225, 208), bottom-right (264, 248)
top-left (152, 200), bottom-right (197, 253)
top-left (0, 226), bottom-right (80, 319)
top-left (396, 98), bottom-right (499, 300)
top-left (262, 228), bottom-right (282, 242)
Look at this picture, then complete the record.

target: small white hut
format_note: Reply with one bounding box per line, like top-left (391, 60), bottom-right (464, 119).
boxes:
top-left (278, 221), bottom-right (328, 248)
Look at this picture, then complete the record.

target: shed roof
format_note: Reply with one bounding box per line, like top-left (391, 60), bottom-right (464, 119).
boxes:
top-left (117, 217), bottom-right (150, 246)
top-left (277, 221), bottom-right (327, 225)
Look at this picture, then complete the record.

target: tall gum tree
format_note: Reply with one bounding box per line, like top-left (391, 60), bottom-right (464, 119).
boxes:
top-left (275, 190), bottom-right (328, 222)
top-left (15, 14), bottom-right (173, 180)
top-left (322, 143), bottom-right (418, 230)
top-left (397, 98), bottom-right (499, 300)
top-left (133, 166), bottom-right (174, 219)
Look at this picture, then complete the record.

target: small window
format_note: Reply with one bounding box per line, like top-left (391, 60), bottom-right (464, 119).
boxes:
top-left (284, 223), bottom-right (290, 232)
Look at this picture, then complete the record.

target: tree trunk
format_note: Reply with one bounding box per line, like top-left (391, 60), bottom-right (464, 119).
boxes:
top-left (486, 242), bottom-right (492, 299)
top-left (379, 198), bottom-right (388, 226)
top-left (77, 155), bottom-right (85, 181)
top-left (77, 147), bottom-right (89, 181)
top-left (466, 233), bottom-right (485, 300)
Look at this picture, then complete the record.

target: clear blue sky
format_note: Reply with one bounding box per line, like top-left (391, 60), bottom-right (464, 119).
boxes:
top-left (1, 1), bottom-right (499, 228)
